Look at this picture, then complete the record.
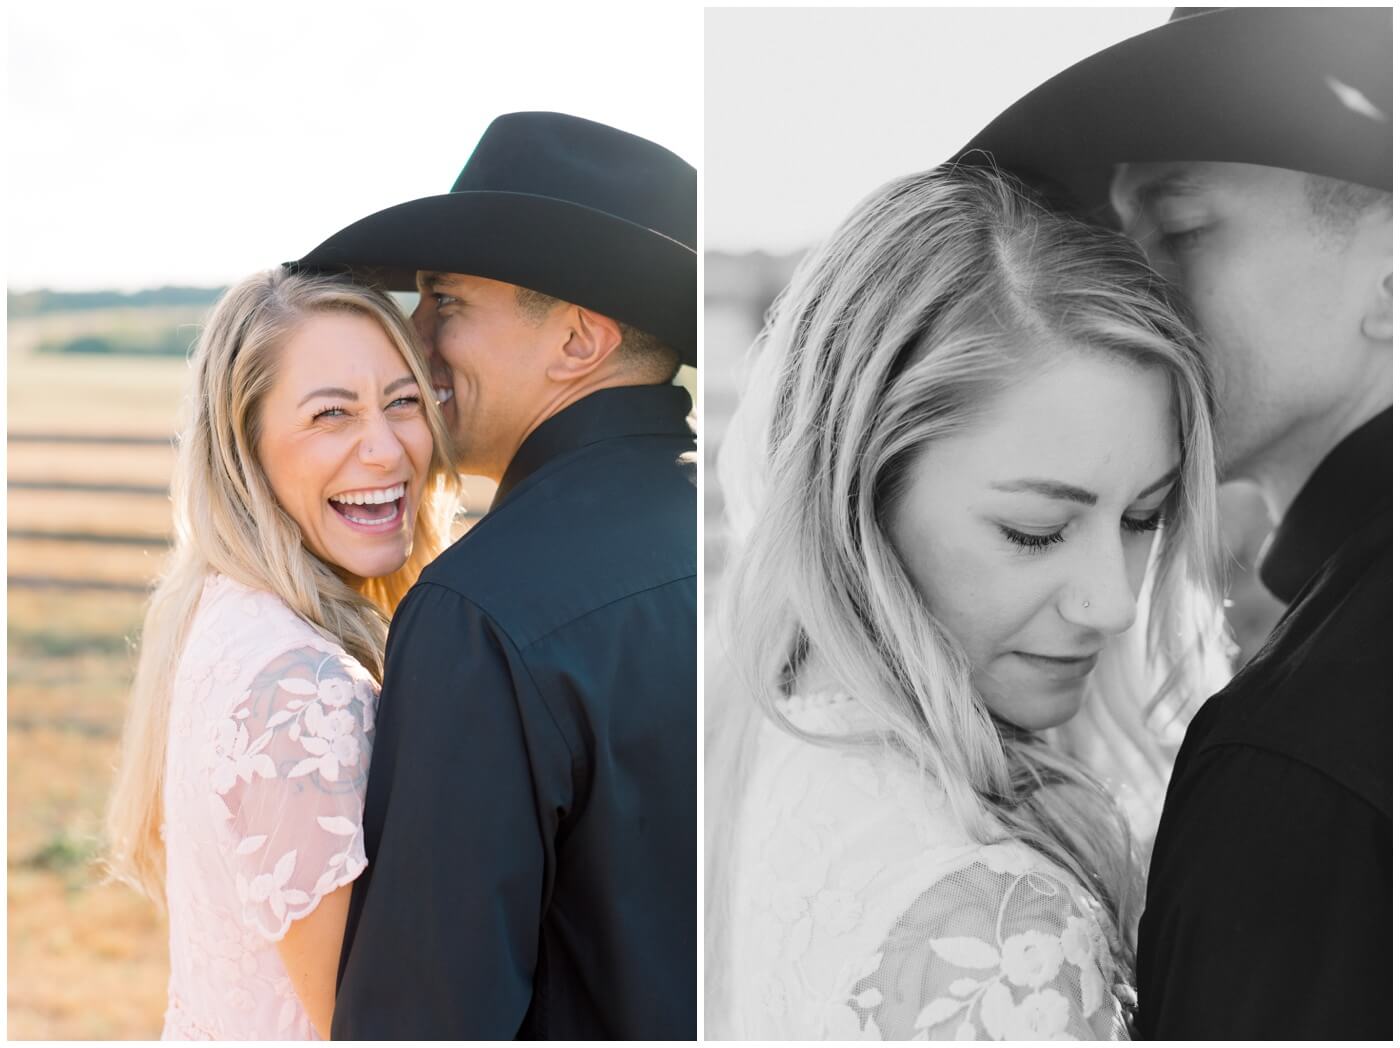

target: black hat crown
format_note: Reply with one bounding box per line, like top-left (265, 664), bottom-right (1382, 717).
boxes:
top-left (454, 112), bottom-right (696, 252)
top-left (959, 7), bottom-right (1392, 221)
top-left (291, 111), bottom-right (698, 365)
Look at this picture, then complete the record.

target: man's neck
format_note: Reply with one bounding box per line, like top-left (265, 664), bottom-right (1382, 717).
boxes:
top-left (1244, 376), bottom-right (1392, 525)
top-left (476, 373), bottom-right (663, 482)
top-left (528, 372), bottom-right (652, 442)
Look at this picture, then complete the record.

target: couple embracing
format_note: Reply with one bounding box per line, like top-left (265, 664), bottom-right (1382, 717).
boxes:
top-left (107, 113), bottom-right (698, 1040)
top-left (709, 8), bottom-right (1389, 1039)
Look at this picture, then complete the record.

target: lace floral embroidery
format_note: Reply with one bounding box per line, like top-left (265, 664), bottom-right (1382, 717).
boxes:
top-left (163, 575), bottom-right (377, 1040)
top-left (212, 645), bottom-right (375, 940)
top-left (845, 853), bottom-right (1122, 1040)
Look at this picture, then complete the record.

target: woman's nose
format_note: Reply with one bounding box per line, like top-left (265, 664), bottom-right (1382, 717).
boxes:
top-left (1061, 533), bottom-right (1139, 636)
top-left (358, 411), bottom-right (407, 469)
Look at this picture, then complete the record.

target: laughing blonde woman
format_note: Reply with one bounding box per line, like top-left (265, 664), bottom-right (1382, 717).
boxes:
top-left (106, 269), bottom-right (458, 1039)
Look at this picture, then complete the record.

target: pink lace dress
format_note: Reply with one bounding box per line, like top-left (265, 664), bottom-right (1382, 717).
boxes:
top-left (160, 574), bottom-right (376, 1040)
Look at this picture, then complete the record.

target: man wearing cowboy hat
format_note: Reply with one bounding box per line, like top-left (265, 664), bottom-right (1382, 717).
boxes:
top-left (965, 7), bottom-right (1391, 1038)
top-left (290, 112), bottom-right (696, 1039)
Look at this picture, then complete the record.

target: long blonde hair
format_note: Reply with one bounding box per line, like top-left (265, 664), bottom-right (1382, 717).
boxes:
top-left (106, 269), bottom-right (459, 906)
top-left (712, 166), bottom-right (1226, 1003)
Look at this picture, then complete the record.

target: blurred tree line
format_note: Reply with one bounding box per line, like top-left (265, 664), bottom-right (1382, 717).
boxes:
top-left (8, 286), bottom-right (226, 317)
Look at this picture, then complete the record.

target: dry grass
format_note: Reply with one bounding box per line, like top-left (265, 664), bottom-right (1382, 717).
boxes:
top-left (8, 871), bottom-right (169, 1039)
top-left (9, 587), bottom-right (167, 1039)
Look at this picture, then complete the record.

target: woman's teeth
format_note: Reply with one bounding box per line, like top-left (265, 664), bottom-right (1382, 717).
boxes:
top-left (328, 483), bottom-right (405, 527)
top-left (434, 386), bottom-right (454, 405)
top-left (329, 483), bottom-right (406, 507)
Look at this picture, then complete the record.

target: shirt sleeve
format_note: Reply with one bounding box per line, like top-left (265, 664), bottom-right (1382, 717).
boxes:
top-left (1136, 743), bottom-right (1391, 1039)
top-left (848, 848), bottom-right (1127, 1040)
top-left (211, 643), bottom-right (376, 942)
top-left (330, 583), bottom-right (561, 1039)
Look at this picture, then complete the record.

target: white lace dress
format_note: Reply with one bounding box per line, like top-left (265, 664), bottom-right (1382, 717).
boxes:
top-left (160, 574), bottom-right (376, 1040)
top-left (725, 694), bottom-right (1129, 1040)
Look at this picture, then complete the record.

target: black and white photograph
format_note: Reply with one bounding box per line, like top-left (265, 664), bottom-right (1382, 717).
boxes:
top-left (704, 7), bottom-right (1391, 1040)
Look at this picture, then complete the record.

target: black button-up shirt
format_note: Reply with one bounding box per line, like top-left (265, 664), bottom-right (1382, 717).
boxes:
top-left (332, 384), bottom-right (697, 1039)
top-left (1136, 408), bottom-right (1392, 1038)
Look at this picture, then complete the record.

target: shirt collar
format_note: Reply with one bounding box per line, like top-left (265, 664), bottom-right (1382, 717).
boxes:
top-left (491, 383), bottom-right (695, 511)
top-left (1258, 407), bottom-right (1392, 603)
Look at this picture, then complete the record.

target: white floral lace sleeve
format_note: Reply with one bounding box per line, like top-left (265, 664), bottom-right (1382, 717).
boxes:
top-left (847, 845), bottom-right (1126, 1040)
top-left (724, 693), bottom-right (1130, 1040)
top-left (203, 643), bottom-right (376, 942)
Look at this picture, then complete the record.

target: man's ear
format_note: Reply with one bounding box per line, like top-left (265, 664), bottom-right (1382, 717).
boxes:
top-left (1361, 269), bottom-right (1392, 342)
top-left (547, 306), bottom-right (624, 381)
top-left (1356, 205), bottom-right (1392, 343)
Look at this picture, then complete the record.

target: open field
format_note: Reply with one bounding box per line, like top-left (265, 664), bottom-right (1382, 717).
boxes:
top-left (8, 312), bottom-right (196, 438)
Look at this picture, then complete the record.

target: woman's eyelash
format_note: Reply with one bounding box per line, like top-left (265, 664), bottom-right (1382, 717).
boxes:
top-left (999, 526), bottom-right (1065, 552)
top-left (1121, 511), bottom-right (1166, 534)
top-left (313, 396), bottom-right (421, 421)
top-left (1000, 512), bottom-right (1167, 553)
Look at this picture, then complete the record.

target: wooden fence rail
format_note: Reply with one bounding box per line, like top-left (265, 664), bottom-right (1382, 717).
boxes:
top-left (8, 432), bottom-right (174, 447)
top-left (8, 529), bottom-right (168, 547)
top-left (10, 480), bottom-right (169, 496)
top-left (8, 575), bottom-right (151, 593)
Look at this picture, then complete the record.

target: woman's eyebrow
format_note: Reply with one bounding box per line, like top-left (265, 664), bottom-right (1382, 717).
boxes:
top-left (297, 376), bottom-right (417, 407)
top-left (1136, 467), bottom-right (1181, 499)
top-left (297, 386), bottom-right (357, 407)
top-left (990, 466), bottom-right (1180, 506)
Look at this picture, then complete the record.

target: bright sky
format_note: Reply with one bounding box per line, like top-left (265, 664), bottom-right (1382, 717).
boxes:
top-left (706, 7), bottom-right (1170, 254)
top-left (7, 1), bottom-right (701, 291)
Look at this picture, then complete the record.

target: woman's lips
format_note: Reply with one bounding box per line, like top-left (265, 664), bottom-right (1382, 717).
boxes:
top-left (1014, 651), bottom-right (1100, 681)
top-left (329, 496), bottom-right (405, 533)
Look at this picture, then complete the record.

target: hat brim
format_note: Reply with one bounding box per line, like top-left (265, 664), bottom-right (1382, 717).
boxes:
top-left (288, 190), bottom-right (697, 367)
top-left (959, 8), bottom-right (1392, 223)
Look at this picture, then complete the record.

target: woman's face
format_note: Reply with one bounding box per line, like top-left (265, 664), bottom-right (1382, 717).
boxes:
top-left (888, 350), bottom-right (1180, 731)
top-left (257, 311), bottom-right (434, 586)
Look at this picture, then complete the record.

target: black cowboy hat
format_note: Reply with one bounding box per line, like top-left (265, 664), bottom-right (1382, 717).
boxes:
top-left (959, 7), bottom-right (1392, 222)
top-left (288, 111), bottom-right (697, 366)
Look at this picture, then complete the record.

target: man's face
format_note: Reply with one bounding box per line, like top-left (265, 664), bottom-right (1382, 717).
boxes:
top-left (411, 272), bottom-right (564, 480)
top-left (1109, 161), bottom-right (1384, 483)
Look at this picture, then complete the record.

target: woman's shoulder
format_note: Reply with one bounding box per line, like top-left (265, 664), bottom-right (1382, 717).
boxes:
top-left (173, 573), bottom-right (373, 715)
top-left (189, 573), bottom-right (354, 661)
top-left (757, 693), bottom-right (1105, 899)
top-left (744, 693), bottom-right (975, 878)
